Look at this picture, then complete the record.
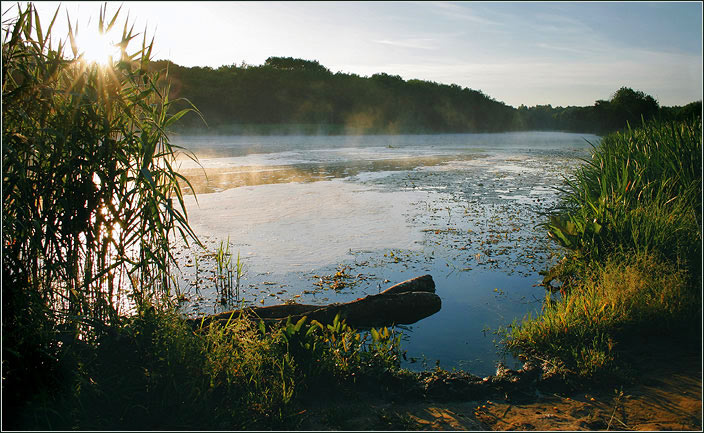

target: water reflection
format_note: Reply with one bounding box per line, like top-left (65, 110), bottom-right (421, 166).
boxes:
top-left (177, 154), bottom-right (473, 194)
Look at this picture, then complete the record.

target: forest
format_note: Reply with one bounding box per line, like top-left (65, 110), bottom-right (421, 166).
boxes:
top-left (153, 56), bottom-right (702, 134)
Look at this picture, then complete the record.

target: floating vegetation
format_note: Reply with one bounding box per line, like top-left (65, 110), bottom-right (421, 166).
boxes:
top-left (313, 265), bottom-right (368, 291)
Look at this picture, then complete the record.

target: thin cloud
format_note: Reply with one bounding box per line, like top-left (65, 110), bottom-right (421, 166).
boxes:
top-left (425, 1), bottom-right (502, 26)
top-left (533, 12), bottom-right (594, 33)
top-left (372, 38), bottom-right (437, 50)
top-left (535, 43), bottom-right (590, 55)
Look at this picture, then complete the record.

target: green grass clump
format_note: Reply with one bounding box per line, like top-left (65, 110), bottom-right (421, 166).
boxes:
top-left (546, 118), bottom-right (701, 272)
top-left (9, 308), bottom-right (405, 430)
top-left (508, 252), bottom-right (696, 378)
top-left (508, 117), bottom-right (702, 380)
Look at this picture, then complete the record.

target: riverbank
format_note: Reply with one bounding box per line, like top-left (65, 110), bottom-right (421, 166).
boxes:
top-left (294, 338), bottom-right (701, 430)
top-left (8, 310), bottom-right (699, 430)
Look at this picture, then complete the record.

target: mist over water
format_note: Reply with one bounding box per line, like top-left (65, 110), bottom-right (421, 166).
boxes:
top-left (171, 131), bottom-right (599, 377)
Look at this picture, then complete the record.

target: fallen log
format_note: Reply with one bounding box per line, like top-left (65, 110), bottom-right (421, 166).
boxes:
top-left (191, 274), bottom-right (441, 329)
top-left (379, 273), bottom-right (435, 295)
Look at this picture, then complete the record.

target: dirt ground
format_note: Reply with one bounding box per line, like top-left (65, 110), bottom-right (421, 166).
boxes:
top-left (299, 350), bottom-right (701, 431)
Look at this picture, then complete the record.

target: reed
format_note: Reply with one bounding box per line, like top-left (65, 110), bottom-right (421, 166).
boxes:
top-left (2, 4), bottom-right (411, 429)
top-left (507, 117), bottom-right (702, 379)
top-left (3, 2), bottom-right (201, 353)
top-left (234, 251), bottom-right (245, 301)
top-left (546, 118), bottom-right (701, 272)
top-left (212, 236), bottom-right (244, 304)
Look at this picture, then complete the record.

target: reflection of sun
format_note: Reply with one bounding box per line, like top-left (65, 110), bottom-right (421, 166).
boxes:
top-left (77, 31), bottom-right (119, 65)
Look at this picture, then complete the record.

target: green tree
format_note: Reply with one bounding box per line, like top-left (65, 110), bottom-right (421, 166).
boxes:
top-left (609, 86), bottom-right (660, 128)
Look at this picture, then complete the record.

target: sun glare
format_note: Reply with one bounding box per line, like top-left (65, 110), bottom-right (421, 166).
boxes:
top-left (77, 31), bottom-right (119, 65)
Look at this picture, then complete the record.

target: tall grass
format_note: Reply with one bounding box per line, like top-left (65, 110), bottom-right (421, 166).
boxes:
top-left (508, 117), bottom-right (702, 379)
top-left (2, 2), bottom-right (201, 413)
top-left (3, 3), bottom-right (199, 329)
top-left (545, 118), bottom-right (701, 282)
top-left (9, 308), bottom-right (406, 430)
top-left (508, 252), bottom-right (696, 378)
top-left (2, 6), bottom-right (410, 429)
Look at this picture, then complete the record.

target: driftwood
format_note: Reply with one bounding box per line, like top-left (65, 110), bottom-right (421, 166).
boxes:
top-left (191, 274), bottom-right (441, 329)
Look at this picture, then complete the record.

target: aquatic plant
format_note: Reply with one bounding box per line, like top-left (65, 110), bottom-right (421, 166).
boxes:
top-left (234, 251), bottom-right (245, 301)
top-left (214, 238), bottom-right (230, 302)
top-left (545, 117), bottom-right (701, 283)
top-left (212, 236), bottom-right (245, 304)
top-left (194, 251), bottom-right (200, 292)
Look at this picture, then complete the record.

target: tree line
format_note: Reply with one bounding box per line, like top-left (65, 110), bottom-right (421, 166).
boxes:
top-left (153, 56), bottom-right (702, 135)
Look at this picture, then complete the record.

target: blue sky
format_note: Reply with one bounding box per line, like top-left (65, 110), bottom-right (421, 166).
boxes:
top-left (5, 1), bottom-right (702, 107)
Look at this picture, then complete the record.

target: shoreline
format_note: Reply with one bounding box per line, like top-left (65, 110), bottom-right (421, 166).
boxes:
top-left (294, 339), bottom-right (702, 430)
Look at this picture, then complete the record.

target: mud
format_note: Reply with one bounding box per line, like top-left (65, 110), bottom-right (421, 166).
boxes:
top-left (297, 347), bottom-right (702, 431)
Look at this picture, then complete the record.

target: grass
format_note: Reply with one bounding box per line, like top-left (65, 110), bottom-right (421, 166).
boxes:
top-left (8, 307), bottom-right (407, 430)
top-left (508, 252), bottom-right (697, 378)
top-left (545, 118), bottom-right (701, 274)
top-left (506, 117), bottom-right (702, 380)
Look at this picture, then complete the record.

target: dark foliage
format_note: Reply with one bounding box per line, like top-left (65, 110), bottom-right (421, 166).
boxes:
top-left (150, 58), bottom-right (701, 135)
top-left (151, 57), bottom-right (520, 133)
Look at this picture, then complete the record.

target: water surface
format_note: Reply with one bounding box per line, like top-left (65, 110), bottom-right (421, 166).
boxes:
top-left (171, 131), bottom-right (598, 376)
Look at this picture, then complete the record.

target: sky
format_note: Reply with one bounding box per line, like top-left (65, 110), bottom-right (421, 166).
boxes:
top-left (3, 1), bottom-right (702, 108)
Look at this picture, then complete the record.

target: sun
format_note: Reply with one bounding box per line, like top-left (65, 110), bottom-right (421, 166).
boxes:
top-left (77, 30), bottom-right (119, 65)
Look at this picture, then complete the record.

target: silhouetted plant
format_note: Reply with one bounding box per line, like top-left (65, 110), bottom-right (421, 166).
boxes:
top-left (2, 2), bottom-right (201, 341)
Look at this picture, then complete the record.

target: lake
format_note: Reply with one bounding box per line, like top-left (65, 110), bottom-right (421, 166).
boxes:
top-left (170, 131), bottom-right (600, 377)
